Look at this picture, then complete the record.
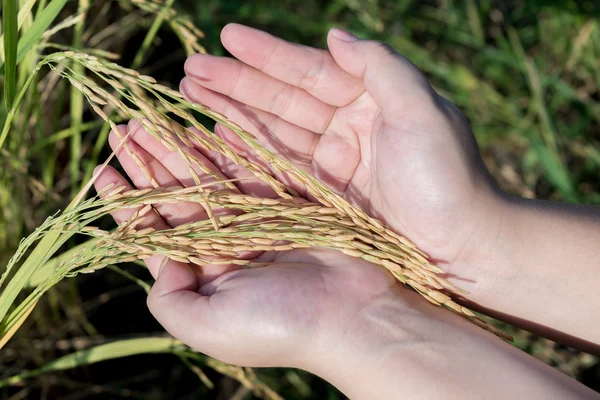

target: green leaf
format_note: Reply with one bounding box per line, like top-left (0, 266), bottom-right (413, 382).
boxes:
top-left (529, 133), bottom-right (578, 202)
top-left (16, 0), bottom-right (68, 64)
top-left (0, 0), bottom-right (37, 63)
top-left (3, 0), bottom-right (19, 108)
top-left (0, 337), bottom-right (184, 388)
top-left (0, 231), bottom-right (70, 327)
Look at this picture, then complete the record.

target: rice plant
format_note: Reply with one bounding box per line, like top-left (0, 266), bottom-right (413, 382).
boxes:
top-left (0, 0), bottom-right (291, 396)
top-left (1, 36), bottom-right (518, 337)
top-left (2, 0), bottom-right (598, 396)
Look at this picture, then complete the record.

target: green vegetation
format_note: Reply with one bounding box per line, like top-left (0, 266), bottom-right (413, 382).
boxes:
top-left (0, 0), bottom-right (598, 398)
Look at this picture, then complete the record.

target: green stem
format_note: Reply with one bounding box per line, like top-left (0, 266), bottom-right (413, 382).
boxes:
top-left (2, 0), bottom-right (19, 108)
top-left (69, 0), bottom-right (89, 195)
top-left (130, 0), bottom-right (176, 70)
top-left (0, 64), bottom-right (39, 150)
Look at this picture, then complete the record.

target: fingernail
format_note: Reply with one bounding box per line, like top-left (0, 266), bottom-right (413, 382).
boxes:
top-left (331, 28), bottom-right (358, 42)
top-left (183, 55), bottom-right (209, 80)
top-left (158, 257), bottom-right (168, 278)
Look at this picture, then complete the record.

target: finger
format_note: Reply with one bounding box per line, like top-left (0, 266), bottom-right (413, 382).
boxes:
top-left (128, 120), bottom-right (228, 188)
top-left (327, 28), bottom-right (437, 115)
top-left (184, 54), bottom-right (336, 134)
top-left (109, 122), bottom-right (207, 227)
top-left (147, 259), bottom-right (221, 351)
top-left (106, 128), bottom-right (242, 284)
top-left (129, 120), bottom-right (267, 271)
top-left (188, 125), bottom-right (278, 198)
top-left (214, 115), bottom-right (360, 198)
top-left (183, 76), bottom-right (361, 196)
top-left (180, 77), bottom-right (318, 169)
top-left (93, 164), bottom-right (182, 279)
top-left (220, 23), bottom-right (364, 107)
top-left (214, 123), bottom-right (311, 198)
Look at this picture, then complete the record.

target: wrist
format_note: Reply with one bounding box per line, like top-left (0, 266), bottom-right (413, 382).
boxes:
top-left (299, 283), bottom-right (596, 400)
top-left (464, 194), bottom-right (600, 346)
top-left (299, 288), bottom-right (460, 399)
top-left (444, 188), bottom-right (526, 308)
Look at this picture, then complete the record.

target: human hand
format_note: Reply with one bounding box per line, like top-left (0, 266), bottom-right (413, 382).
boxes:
top-left (94, 22), bottom-right (501, 366)
top-left (180, 24), bottom-right (506, 303)
top-left (93, 25), bottom-right (600, 399)
top-left (95, 21), bottom-right (506, 367)
top-left (180, 25), bottom-right (600, 349)
top-left (93, 119), bottom-right (400, 369)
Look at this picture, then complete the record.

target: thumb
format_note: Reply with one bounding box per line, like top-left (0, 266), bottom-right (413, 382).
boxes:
top-left (327, 28), bottom-right (436, 113)
top-left (147, 260), bottom-right (217, 349)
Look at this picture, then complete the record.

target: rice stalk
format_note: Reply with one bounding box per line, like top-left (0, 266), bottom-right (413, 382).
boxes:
top-left (204, 359), bottom-right (283, 400)
top-left (124, 0), bottom-right (206, 56)
top-left (3, 0), bottom-right (19, 108)
top-left (130, 0), bottom-right (176, 69)
top-left (69, 0), bottom-right (89, 194)
top-left (0, 49), bottom-right (512, 341)
top-left (0, 337), bottom-right (185, 388)
top-left (0, 335), bottom-right (280, 398)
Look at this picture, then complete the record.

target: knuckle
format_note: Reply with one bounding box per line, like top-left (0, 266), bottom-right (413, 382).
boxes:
top-left (436, 95), bottom-right (469, 126)
top-left (297, 50), bottom-right (325, 91)
top-left (258, 39), bottom-right (280, 71)
top-left (269, 85), bottom-right (296, 116)
top-left (366, 40), bottom-right (398, 57)
top-left (146, 292), bottom-right (157, 314)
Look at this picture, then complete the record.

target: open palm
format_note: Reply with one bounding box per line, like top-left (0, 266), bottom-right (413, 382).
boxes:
top-left (181, 25), bottom-right (498, 269)
top-left (95, 24), bottom-right (498, 366)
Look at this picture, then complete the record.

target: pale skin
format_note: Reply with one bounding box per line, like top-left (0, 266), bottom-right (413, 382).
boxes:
top-left (94, 25), bottom-right (600, 398)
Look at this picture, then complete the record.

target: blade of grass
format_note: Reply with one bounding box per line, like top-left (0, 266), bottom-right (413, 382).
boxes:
top-left (507, 27), bottom-right (578, 201)
top-left (106, 264), bottom-right (151, 294)
top-left (26, 239), bottom-right (99, 288)
top-left (29, 119), bottom-right (108, 154)
top-left (130, 0), bottom-right (176, 69)
top-left (0, 0), bottom-right (36, 63)
top-left (82, 121), bottom-right (111, 183)
top-left (177, 354), bottom-right (214, 389)
top-left (0, 337), bottom-right (184, 388)
top-left (0, 230), bottom-right (72, 326)
top-left (0, 60), bottom-right (39, 150)
top-left (69, 0), bottom-right (89, 195)
top-left (529, 133), bottom-right (578, 202)
top-left (3, 0), bottom-right (19, 108)
top-left (0, 299), bottom-right (37, 349)
top-left (466, 0), bottom-right (484, 47)
top-left (14, 0), bottom-right (68, 64)
top-left (45, 76), bottom-right (66, 187)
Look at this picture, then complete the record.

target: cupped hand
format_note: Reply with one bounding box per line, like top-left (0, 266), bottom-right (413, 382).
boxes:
top-left (180, 25), bottom-right (504, 293)
top-left (94, 24), bottom-right (503, 368)
top-left (94, 119), bottom-right (400, 368)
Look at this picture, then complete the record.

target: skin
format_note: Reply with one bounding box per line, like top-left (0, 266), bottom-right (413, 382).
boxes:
top-left (94, 25), bottom-right (600, 398)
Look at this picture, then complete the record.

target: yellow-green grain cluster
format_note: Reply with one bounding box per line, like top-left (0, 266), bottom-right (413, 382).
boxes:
top-left (0, 49), bottom-right (511, 341)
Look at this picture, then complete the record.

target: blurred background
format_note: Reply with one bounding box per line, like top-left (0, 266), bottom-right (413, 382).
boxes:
top-left (1, 0), bottom-right (599, 398)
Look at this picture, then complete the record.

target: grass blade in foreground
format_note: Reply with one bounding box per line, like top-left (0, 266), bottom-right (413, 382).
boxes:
top-left (0, 337), bottom-right (184, 387)
top-left (0, 0), bottom-right (36, 63)
top-left (2, 0), bottom-right (19, 108)
top-left (16, 0), bottom-right (69, 63)
top-left (0, 336), bottom-right (283, 399)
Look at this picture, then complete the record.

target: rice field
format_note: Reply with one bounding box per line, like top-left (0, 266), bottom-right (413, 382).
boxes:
top-left (0, 0), bottom-right (599, 398)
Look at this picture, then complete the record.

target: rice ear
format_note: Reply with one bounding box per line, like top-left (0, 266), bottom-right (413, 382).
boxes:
top-left (1, 50), bottom-right (512, 346)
